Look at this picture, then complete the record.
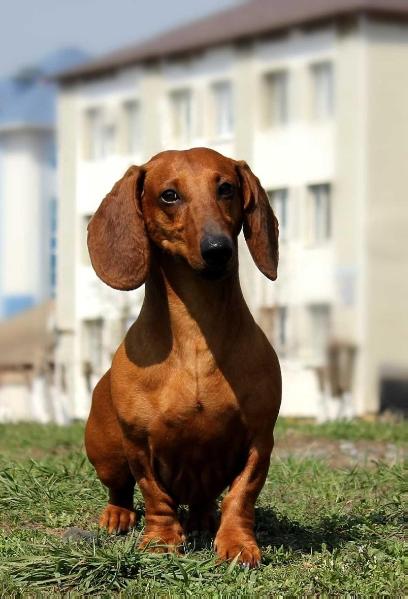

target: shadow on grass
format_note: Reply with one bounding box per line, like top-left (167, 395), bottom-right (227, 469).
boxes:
top-left (254, 506), bottom-right (396, 553)
top-left (182, 508), bottom-right (385, 555)
top-left (87, 503), bottom-right (402, 557)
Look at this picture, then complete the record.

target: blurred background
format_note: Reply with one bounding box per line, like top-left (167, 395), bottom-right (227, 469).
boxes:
top-left (0, 0), bottom-right (407, 423)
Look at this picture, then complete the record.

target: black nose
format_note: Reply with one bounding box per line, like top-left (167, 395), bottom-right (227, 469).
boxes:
top-left (200, 235), bottom-right (233, 268)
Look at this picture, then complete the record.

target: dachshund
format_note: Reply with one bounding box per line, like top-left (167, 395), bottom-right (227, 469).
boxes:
top-left (85, 147), bottom-right (281, 567)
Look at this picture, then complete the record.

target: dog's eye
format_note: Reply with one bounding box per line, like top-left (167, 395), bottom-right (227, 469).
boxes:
top-left (218, 182), bottom-right (234, 197)
top-left (160, 189), bottom-right (179, 204)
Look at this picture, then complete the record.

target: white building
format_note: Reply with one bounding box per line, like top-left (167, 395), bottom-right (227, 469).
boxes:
top-left (0, 78), bottom-right (56, 318)
top-left (56, 0), bottom-right (408, 420)
top-left (0, 49), bottom-right (86, 421)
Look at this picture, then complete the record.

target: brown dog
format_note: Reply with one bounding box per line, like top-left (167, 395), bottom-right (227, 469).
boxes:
top-left (85, 147), bottom-right (281, 567)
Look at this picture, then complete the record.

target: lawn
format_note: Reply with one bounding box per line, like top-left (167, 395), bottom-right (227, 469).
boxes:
top-left (0, 418), bottom-right (406, 596)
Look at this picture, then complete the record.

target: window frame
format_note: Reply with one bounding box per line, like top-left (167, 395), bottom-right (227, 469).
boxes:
top-left (211, 80), bottom-right (234, 139)
top-left (307, 183), bottom-right (332, 244)
top-left (123, 99), bottom-right (142, 155)
top-left (84, 106), bottom-right (117, 160)
top-left (310, 61), bottom-right (334, 120)
top-left (307, 303), bottom-right (331, 362)
top-left (276, 305), bottom-right (288, 350)
top-left (81, 214), bottom-right (93, 266)
top-left (263, 69), bottom-right (290, 127)
top-left (49, 197), bottom-right (57, 295)
top-left (82, 318), bottom-right (104, 375)
top-left (169, 88), bottom-right (193, 143)
top-left (268, 188), bottom-right (290, 242)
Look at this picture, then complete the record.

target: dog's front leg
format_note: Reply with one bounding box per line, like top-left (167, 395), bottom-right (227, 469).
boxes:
top-left (125, 444), bottom-right (185, 552)
top-left (214, 442), bottom-right (272, 567)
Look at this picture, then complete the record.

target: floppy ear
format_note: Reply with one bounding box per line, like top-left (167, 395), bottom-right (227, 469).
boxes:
top-left (236, 160), bottom-right (279, 281)
top-left (87, 165), bottom-right (150, 290)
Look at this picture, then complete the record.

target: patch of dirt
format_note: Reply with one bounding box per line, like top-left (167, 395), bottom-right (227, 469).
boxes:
top-left (273, 432), bottom-right (407, 468)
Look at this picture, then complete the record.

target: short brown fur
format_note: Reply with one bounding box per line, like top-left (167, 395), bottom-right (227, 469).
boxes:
top-left (85, 147), bottom-right (281, 567)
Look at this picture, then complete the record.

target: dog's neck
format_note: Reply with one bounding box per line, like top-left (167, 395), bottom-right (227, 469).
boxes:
top-left (142, 250), bottom-right (253, 352)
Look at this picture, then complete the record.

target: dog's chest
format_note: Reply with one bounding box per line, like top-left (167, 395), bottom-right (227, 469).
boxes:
top-left (155, 354), bottom-right (244, 442)
top-left (151, 385), bottom-right (248, 504)
top-left (147, 350), bottom-right (249, 502)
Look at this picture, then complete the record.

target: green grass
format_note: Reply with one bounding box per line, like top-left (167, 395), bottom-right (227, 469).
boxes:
top-left (274, 417), bottom-right (408, 443)
top-left (0, 419), bottom-right (406, 596)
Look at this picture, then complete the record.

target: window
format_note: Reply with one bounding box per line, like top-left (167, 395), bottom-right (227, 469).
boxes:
top-left (268, 188), bottom-right (289, 241)
top-left (45, 137), bottom-right (56, 167)
top-left (86, 108), bottom-right (102, 159)
top-left (124, 100), bottom-right (142, 154)
top-left (49, 198), bottom-right (57, 295)
top-left (82, 214), bottom-right (93, 265)
top-left (101, 124), bottom-right (116, 157)
top-left (276, 306), bottom-right (288, 348)
top-left (311, 62), bottom-right (334, 119)
top-left (264, 71), bottom-right (289, 126)
top-left (212, 81), bottom-right (234, 138)
top-left (83, 318), bottom-right (103, 374)
top-left (308, 183), bottom-right (331, 242)
top-left (85, 108), bottom-right (116, 159)
top-left (308, 304), bottom-right (331, 360)
top-left (169, 89), bottom-right (192, 142)
top-left (258, 305), bottom-right (289, 353)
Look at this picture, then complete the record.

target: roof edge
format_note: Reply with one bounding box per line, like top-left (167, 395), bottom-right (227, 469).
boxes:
top-left (0, 122), bottom-right (54, 133)
top-left (56, 3), bottom-right (408, 85)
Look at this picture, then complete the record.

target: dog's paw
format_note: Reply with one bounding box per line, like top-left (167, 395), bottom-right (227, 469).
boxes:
top-left (140, 525), bottom-right (185, 553)
top-left (99, 504), bottom-right (136, 534)
top-left (214, 531), bottom-right (261, 568)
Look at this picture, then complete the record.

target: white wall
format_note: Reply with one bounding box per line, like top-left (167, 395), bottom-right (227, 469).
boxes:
top-left (363, 18), bottom-right (408, 412)
top-left (57, 17), bottom-right (408, 419)
top-left (0, 128), bottom-right (55, 313)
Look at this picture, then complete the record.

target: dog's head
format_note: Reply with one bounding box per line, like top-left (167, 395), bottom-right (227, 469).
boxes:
top-left (88, 147), bottom-right (279, 289)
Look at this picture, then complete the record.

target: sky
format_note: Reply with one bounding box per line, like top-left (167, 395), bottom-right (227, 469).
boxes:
top-left (0, 0), bottom-right (237, 77)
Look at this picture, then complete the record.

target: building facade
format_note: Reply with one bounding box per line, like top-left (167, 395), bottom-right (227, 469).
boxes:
top-left (0, 49), bottom-right (87, 421)
top-left (0, 49), bottom-right (87, 321)
top-left (56, 0), bottom-right (408, 419)
top-left (0, 79), bottom-right (56, 319)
